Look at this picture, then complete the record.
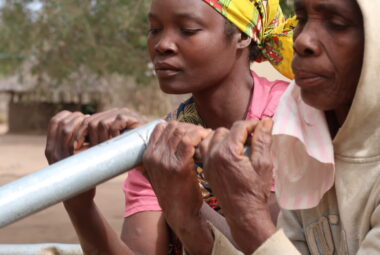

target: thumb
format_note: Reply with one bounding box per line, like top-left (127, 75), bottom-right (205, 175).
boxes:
top-left (250, 119), bottom-right (273, 178)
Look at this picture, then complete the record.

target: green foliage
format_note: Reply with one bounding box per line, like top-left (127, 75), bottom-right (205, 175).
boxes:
top-left (280, 0), bottom-right (295, 18)
top-left (0, 0), bottom-right (295, 91)
top-left (0, 1), bottom-right (34, 75)
top-left (0, 0), bottom-right (151, 86)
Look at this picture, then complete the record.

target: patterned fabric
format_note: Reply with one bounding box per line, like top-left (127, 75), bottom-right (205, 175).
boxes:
top-left (165, 98), bottom-right (223, 213)
top-left (202, 0), bottom-right (297, 79)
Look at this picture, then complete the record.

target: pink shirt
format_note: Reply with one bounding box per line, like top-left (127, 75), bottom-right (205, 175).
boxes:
top-left (123, 71), bottom-right (289, 217)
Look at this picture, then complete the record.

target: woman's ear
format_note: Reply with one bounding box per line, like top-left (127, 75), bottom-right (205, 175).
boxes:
top-left (237, 32), bottom-right (252, 49)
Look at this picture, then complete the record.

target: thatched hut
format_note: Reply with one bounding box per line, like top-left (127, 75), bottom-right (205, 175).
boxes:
top-left (0, 72), bottom-right (106, 134)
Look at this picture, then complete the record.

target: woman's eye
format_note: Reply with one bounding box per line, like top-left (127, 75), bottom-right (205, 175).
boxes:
top-left (324, 15), bottom-right (349, 31)
top-left (180, 28), bottom-right (202, 35)
top-left (149, 28), bottom-right (161, 35)
top-left (327, 21), bottom-right (348, 31)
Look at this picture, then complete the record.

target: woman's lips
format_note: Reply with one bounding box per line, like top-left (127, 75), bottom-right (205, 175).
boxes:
top-left (294, 71), bottom-right (327, 88)
top-left (154, 62), bottom-right (182, 78)
top-left (155, 68), bottom-right (181, 78)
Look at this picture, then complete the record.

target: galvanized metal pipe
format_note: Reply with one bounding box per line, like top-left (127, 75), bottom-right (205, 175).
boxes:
top-left (0, 120), bottom-right (164, 228)
top-left (0, 243), bottom-right (82, 255)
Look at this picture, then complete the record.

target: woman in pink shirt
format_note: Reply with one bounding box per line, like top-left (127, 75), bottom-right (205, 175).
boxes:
top-left (45, 0), bottom-right (294, 254)
top-left (121, 0), bottom-right (294, 253)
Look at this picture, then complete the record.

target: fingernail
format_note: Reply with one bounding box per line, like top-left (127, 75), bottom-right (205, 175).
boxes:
top-left (262, 119), bottom-right (273, 133)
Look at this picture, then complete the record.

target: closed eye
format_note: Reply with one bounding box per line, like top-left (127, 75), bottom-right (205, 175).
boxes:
top-left (180, 28), bottom-right (202, 35)
top-left (149, 28), bottom-right (161, 35)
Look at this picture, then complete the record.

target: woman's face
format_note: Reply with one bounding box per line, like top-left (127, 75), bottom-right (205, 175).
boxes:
top-left (148, 0), bottom-right (239, 94)
top-left (292, 0), bottom-right (364, 111)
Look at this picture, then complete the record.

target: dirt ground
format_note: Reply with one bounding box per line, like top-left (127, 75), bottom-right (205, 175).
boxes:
top-left (0, 126), bottom-right (127, 244)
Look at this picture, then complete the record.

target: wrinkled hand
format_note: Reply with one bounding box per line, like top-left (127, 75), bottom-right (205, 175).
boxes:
top-left (45, 108), bottom-right (145, 163)
top-left (45, 110), bottom-right (89, 165)
top-left (45, 108), bottom-right (146, 207)
top-left (200, 119), bottom-right (276, 254)
top-left (143, 121), bottom-right (211, 220)
top-left (143, 121), bottom-right (213, 255)
top-left (75, 108), bottom-right (146, 147)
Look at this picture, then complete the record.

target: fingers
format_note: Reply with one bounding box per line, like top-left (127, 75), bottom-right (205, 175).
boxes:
top-left (45, 111), bottom-right (72, 163)
top-left (63, 113), bottom-right (88, 153)
top-left (73, 115), bottom-right (90, 150)
top-left (227, 120), bottom-right (259, 155)
top-left (198, 126), bottom-right (231, 164)
top-left (250, 119), bottom-right (273, 179)
top-left (46, 111), bottom-right (71, 148)
top-left (45, 111), bottom-right (86, 164)
top-left (144, 122), bottom-right (211, 172)
top-left (87, 108), bottom-right (120, 145)
top-left (163, 122), bottom-right (184, 152)
top-left (109, 111), bottom-right (140, 137)
top-left (198, 120), bottom-right (258, 163)
top-left (75, 108), bottom-right (145, 146)
top-left (146, 122), bottom-right (167, 149)
top-left (176, 124), bottom-right (212, 160)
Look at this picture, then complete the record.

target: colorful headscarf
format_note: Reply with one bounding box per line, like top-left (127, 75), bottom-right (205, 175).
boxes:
top-left (203, 0), bottom-right (297, 79)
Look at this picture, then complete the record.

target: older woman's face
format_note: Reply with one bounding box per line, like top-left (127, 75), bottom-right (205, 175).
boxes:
top-left (292, 0), bottom-right (364, 111)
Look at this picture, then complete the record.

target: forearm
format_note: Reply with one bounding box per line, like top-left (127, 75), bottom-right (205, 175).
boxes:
top-left (200, 202), bottom-right (238, 248)
top-left (227, 207), bottom-right (276, 255)
top-left (64, 200), bottom-right (133, 255)
top-left (166, 211), bottom-right (213, 255)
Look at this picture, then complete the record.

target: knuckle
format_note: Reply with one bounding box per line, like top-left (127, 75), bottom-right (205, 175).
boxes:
top-left (83, 117), bottom-right (91, 127)
top-left (254, 157), bottom-right (273, 171)
top-left (89, 121), bottom-right (98, 131)
top-left (61, 117), bottom-right (71, 126)
top-left (253, 135), bottom-right (269, 152)
top-left (233, 120), bottom-right (246, 128)
top-left (49, 117), bottom-right (60, 126)
top-left (167, 121), bottom-right (178, 128)
top-left (179, 136), bottom-right (192, 148)
top-left (115, 113), bottom-right (125, 120)
top-left (154, 123), bottom-right (166, 133)
top-left (215, 127), bottom-right (228, 135)
top-left (173, 127), bottom-right (186, 137)
top-left (99, 120), bottom-right (108, 129)
top-left (62, 126), bottom-right (73, 135)
top-left (157, 122), bottom-right (166, 129)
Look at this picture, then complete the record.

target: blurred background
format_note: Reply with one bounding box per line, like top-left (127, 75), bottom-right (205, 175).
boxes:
top-left (0, 0), bottom-right (294, 246)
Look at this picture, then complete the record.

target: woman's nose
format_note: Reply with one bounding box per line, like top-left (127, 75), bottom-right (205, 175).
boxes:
top-left (293, 22), bottom-right (321, 57)
top-left (154, 31), bottom-right (177, 55)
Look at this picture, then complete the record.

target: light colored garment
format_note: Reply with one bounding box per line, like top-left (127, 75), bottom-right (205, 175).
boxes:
top-left (272, 81), bottom-right (335, 210)
top-left (210, 0), bottom-right (380, 254)
top-left (202, 0), bottom-right (297, 79)
top-left (123, 71), bottom-right (288, 218)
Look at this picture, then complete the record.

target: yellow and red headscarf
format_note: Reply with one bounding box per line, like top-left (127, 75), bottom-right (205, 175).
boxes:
top-left (203, 0), bottom-right (297, 79)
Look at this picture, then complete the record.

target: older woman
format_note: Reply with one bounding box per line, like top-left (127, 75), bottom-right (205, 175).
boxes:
top-left (173, 0), bottom-right (377, 253)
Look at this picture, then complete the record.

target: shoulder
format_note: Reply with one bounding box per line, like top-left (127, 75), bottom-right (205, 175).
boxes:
top-left (252, 71), bottom-right (289, 93)
top-left (250, 71), bottom-right (290, 119)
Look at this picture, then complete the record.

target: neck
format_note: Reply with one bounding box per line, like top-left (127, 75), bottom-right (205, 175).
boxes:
top-left (192, 65), bottom-right (253, 130)
top-left (326, 104), bottom-right (351, 138)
